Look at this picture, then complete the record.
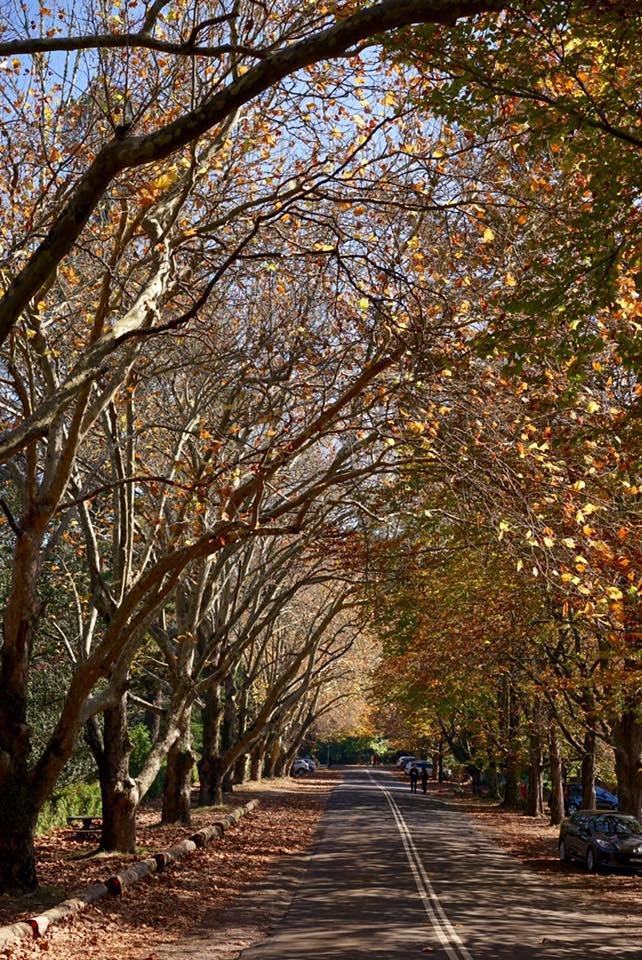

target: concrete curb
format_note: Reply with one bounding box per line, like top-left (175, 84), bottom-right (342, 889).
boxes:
top-left (0, 798), bottom-right (259, 949)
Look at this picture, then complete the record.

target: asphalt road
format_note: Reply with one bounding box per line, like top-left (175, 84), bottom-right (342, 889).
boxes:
top-left (240, 768), bottom-right (642, 960)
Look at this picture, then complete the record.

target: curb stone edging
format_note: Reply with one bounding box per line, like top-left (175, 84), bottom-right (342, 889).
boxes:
top-left (0, 798), bottom-right (259, 949)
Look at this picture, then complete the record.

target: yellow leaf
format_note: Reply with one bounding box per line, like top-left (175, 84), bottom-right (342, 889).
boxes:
top-left (482, 227), bottom-right (495, 243)
top-left (407, 421), bottom-right (425, 435)
top-left (152, 169), bottom-right (178, 191)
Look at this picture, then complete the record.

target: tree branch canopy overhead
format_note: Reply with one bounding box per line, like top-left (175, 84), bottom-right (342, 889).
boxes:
top-left (0, 0), bottom-right (503, 346)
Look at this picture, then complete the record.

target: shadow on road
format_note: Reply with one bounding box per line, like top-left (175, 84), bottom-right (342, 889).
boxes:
top-left (242, 770), bottom-right (642, 960)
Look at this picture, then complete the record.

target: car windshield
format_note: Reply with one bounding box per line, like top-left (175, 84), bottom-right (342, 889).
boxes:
top-left (610, 817), bottom-right (642, 836)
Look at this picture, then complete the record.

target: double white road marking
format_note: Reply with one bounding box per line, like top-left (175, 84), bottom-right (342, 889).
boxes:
top-left (367, 772), bottom-right (472, 960)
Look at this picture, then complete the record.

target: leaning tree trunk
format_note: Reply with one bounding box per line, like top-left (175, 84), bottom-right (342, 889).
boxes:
top-left (264, 736), bottom-right (283, 779)
top-left (581, 728), bottom-right (596, 811)
top-left (281, 738), bottom-right (303, 777)
top-left (162, 710), bottom-right (193, 825)
top-left (548, 721), bottom-right (565, 826)
top-left (99, 692), bottom-right (139, 852)
top-left (613, 709), bottom-right (642, 818)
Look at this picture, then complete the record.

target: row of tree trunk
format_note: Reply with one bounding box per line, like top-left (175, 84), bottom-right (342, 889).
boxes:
top-left (88, 680), bottom-right (312, 852)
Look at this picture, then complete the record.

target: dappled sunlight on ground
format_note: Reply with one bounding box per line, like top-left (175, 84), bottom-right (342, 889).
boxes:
top-left (1, 775), bottom-right (337, 960)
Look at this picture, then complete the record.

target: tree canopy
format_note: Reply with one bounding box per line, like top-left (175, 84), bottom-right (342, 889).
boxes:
top-left (0, 0), bottom-right (640, 895)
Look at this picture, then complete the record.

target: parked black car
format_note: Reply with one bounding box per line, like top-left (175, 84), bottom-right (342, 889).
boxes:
top-left (559, 811), bottom-right (642, 873)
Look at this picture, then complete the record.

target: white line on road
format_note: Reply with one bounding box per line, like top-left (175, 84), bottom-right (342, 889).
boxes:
top-left (367, 772), bottom-right (473, 960)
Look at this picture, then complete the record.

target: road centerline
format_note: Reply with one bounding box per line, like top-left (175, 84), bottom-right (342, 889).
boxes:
top-left (367, 771), bottom-right (473, 960)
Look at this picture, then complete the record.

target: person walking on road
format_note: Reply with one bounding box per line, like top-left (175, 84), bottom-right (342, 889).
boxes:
top-left (409, 765), bottom-right (419, 793)
top-left (420, 766), bottom-right (428, 795)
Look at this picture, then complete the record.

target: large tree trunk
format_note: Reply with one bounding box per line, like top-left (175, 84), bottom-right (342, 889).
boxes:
top-left (581, 728), bottom-right (596, 811)
top-left (548, 722), bottom-right (565, 826)
top-left (487, 761), bottom-right (500, 799)
top-left (281, 738), bottom-right (302, 777)
top-left (199, 755), bottom-right (225, 806)
top-left (0, 524), bottom-right (45, 892)
top-left (501, 680), bottom-right (522, 809)
top-left (469, 765), bottom-right (482, 796)
top-left (162, 710), bottom-right (193, 825)
top-left (233, 686), bottom-right (249, 784)
top-left (100, 778), bottom-right (139, 852)
top-left (613, 709), bottom-right (642, 818)
top-left (526, 731), bottom-right (544, 817)
top-left (250, 742), bottom-right (266, 782)
top-left (265, 736), bottom-right (283, 778)
top-left (0, 785), bottom-right (37, 894)
top-left (198, 684), bottom-right (223, 805)
top-left (274, 751), bottom-right (288, 778)
top-left (234, 752), bottom-right (249, 785)
top-left (502, 755), bottom-right (522, 808)
top-left (217, 676), bottom-right (237, 797)
top-left (99, 692), bottom-right (139, 852)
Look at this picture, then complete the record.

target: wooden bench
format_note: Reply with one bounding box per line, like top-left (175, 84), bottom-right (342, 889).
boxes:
top-left (67, 815), bottom-right (102, 832)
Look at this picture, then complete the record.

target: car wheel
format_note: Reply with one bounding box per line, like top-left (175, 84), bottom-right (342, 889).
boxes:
top-left (585, 847), bottom-right (597, 872)
top-left (559, 840), bottom-right (570, 864)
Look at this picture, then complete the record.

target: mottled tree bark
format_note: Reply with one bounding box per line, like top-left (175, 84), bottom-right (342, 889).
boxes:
top-left (98, 692), bottom-right (139, 852)
top-left (198, 685), bottom-right (223, 805)
top-left (162, 710), bottom-right (193, 825)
